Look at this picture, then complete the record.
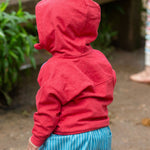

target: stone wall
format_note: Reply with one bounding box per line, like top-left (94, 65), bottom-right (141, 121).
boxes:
top-left (0, 0), bottom-right (31, 5)
top-left (0, 0), bottom-right (39, 13)
top-left (0, 0), bottom-right (115, 12)
top-left (0, 0), bottom-right (118, 13)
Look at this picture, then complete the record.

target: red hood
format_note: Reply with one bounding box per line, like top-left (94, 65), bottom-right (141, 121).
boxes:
top-left (34, 0), bottom-right (101, 57)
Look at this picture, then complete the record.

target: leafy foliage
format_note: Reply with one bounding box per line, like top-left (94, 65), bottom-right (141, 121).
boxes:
top-left (92, 21), bottom-right (117, 57)
top-left (92, 4), bottom-right (122, 57)
top-left (0, 0), bottom-right (37, 105)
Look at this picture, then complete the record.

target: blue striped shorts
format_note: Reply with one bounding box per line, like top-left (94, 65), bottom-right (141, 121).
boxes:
top-left (39, 126), bottom-right (112, 150)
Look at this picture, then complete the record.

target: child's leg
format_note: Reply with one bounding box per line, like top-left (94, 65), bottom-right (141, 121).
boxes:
top-left (130, 66), bottom-right (150, 83)
top-left (39, 126), bottom-right (112, 150)
top-left (130, 0), bottom-right (150, 83)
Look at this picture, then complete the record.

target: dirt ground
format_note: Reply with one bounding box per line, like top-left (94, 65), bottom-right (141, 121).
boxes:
top-left (0, 49), bottom-right (150, 150)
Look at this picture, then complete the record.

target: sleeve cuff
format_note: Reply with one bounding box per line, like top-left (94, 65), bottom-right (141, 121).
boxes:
top-left (30, 135), bottom-right (46, 147)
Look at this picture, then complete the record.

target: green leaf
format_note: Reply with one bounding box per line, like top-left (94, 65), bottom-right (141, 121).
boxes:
top-left (5, 29), bottom-right (16, 36)
top-left (16, 47), bottom-right (25, 62)
top-left (9, 51), bottom-right (18, 60)
top-left (0, 30), bottom-right (5, 38)
top-left (17, 8), bottom-right (24, 17)
top-left (0, 90), bottom-right (12, 105)
top-left (24, 12), bottom-right (35, 20)
top-left (0, 0), bottom-right (9, 12)
top-left (18, 0), bottom-right (22, 13)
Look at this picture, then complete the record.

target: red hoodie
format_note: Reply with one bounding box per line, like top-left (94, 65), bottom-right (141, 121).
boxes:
top-left (31, 0), bottom-right (116, 147)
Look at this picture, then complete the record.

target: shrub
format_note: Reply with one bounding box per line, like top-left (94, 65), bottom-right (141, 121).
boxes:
top-left (0, 0), bottom-right (37, 105)
top-left (92, 3), bottom-right (122, 57)
top-left (92, 21), bottom-right (117, 57)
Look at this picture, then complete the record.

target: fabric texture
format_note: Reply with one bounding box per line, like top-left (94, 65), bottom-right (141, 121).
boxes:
top-left (31, 0), bottom-right (116, 147)
top-left (145, 0), bottom-right (150, 66)
top-left (39, 127), bottom-right (112, 150)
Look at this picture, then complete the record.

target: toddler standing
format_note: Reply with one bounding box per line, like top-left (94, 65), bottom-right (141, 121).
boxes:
top-left (27, 0), bottom-right (116, 149)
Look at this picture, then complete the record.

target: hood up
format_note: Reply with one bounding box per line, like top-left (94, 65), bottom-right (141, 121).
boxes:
top-left (34, 0), bottom-right (101, 57)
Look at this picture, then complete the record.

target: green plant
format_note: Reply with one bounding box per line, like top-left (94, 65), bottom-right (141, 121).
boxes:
top-left (92, 22), bottom-right (117, 57)
top-left (92, 3), bottom-right (123, 57)
top-left (0, 0), bottom-right (37, 105)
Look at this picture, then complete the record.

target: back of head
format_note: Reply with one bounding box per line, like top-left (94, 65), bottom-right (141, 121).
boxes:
top-left (34, 0), bottom-right (101, 57)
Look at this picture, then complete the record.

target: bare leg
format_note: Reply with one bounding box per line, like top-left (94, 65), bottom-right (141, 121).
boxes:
top-left (130, 66), bottom-right (150, 83)
top-left (130, 1), bottom-right (150, 83)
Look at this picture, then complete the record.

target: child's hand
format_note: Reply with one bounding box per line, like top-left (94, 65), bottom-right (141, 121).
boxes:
top-left (27, 137), bottom-right (39, 150)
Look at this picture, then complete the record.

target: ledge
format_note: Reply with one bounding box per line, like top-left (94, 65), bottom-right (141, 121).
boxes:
top-left (0, 0), bottom-right (118, 6)
top-left (95, 0), bottom-right (117, 4)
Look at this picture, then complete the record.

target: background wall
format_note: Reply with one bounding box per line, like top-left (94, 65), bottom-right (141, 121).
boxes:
top-left (0, 0), bottom-right (39, 13)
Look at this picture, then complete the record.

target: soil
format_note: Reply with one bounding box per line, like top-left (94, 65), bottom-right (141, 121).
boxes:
top-left (0, 49), bottom-right (150, 150)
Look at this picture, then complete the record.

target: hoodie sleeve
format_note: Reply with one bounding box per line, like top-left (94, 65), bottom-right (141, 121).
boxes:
top-left (31, 60), bottom-right (94, 146)
top-left (31, 66), bottom-right (61, 147)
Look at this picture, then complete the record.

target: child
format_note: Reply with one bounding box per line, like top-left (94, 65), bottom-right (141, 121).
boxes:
top-left (27, 0), bottom-right (116, 149)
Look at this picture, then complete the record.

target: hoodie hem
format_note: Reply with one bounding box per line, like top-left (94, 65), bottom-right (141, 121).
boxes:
top-left (53, 121), bottom-right (109, 135)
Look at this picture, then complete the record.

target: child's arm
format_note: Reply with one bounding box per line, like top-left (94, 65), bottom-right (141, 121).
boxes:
top-left (27, 137), bottom-right (39, 150)
top-left (30, 75), bottom-right (62, 147)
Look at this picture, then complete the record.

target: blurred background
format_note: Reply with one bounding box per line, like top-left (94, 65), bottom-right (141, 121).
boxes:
top-left (0, 0), bottom-right (150, 150)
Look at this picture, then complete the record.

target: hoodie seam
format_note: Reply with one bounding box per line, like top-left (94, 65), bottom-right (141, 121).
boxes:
top-left (94, 77), bottom-right (113, 87)
top-left (53, 48), bottom-right (93, 59)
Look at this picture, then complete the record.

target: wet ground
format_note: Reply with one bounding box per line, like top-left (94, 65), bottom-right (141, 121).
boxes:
top-left (0, 49), bottom-right (150, 150)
